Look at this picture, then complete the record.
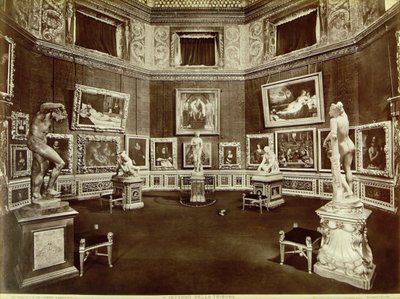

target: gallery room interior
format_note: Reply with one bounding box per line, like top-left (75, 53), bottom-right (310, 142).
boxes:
top-left (0, 0), bottom-right (399, 298)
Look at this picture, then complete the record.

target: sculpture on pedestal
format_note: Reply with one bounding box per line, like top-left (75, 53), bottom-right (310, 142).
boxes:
top-left (257, 146), bottom-right (280, 174)
top-left (27, 103), bottom-right (67, 202)
top-left (115, 151), bottom-right (140, 177)
top-left (191, 131), bottom-right (203, 173)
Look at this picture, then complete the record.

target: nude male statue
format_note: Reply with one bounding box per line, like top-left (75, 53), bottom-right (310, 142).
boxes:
top-left (323, 101), bottom-right (355, 196)
top-left (27, 103), bottom-right (67, 201)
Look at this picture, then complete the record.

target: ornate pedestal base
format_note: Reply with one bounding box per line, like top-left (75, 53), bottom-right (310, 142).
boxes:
top-left (112, 176), bottom-right (144, 210)
top-left (190, 173), bottom-right (205, 203)
top-left (14, 202), bottom-right (79, 288)
top-left (314, 201), bottom-right (376, 290)
top-left (251, 173), bottom-right (284, 209)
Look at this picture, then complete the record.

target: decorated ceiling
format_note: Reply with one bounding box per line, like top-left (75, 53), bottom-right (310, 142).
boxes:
top-left (135, 0), bottom-right (260, 8)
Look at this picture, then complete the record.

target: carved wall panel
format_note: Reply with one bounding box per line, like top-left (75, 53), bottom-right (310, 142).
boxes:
top-left (327, 0), bottom-right (351, 42)
top-left (263, 20), bottom-right (276, 61)
top-left (248, 19), bottom-right (264, 67)
top-left (361, 0), bottom-right (382, 27)
top-left (154, 26), bottom-right (169, 67)
top-left (224, 26), bottom-right (240, 69)
top-left (130, 19), bottom-right (146, 65)
top-left (10, 0), bottom-right (41, 38)
top-left (41, 0), bottom-right (65, 43)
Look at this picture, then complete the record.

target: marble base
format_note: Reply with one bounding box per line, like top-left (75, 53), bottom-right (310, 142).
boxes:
top-left (190, 173), bottom-right (206, 203)
top-left (112, 175), bottom-right (144, 210)
top-left (251, 173), bottom-right (284, 209)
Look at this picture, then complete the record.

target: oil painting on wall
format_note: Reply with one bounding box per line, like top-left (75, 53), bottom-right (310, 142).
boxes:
top-left (11, 145), bottom-right (31, 179)
top-left (126, 135), bottom-right (149, 169)
top-left (0, 33), bottom-right (15, 100)
top-left (11, 111), bottom-right (29, 141)
top-left (47, 133), bottom-right (74, 175)
top-left (183, 142), bottom-right (212, 168)
top-left (246, 133), bottom-right (274, 169)
top-left (151, 138), bottom-right (177, 170)
top-left (219, 142), bottom-right (241, 169)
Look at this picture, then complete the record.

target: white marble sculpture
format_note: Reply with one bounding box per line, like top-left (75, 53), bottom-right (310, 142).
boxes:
top-left (257, 146), bottom-right (281, 175)
top-left (190, 131), bottom-right (203, 173)
top-left (115, 151), bottom-right (140, 177)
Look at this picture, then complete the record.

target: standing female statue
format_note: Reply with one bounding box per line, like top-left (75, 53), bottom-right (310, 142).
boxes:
top-left (190, 131), bottom-right (203, 173)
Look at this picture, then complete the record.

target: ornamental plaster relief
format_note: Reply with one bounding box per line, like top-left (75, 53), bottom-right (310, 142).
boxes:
top-left (248, 19), bottom-right (263, 67)
top-left (154, 26), bottom-right (170, 67)
top-left (224, 26), bottom-right (240, 69)
top-left (327, 0), bottom-right (351, 42)
top-left (129, 19), bottom-right (146, 65)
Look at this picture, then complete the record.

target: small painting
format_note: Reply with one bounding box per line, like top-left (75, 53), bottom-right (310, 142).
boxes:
top-left (151, 138), bottom-right (177, 170)
top-left (125, 135), bottom-right (149, 169)
top-left (11, 145), bottom-right (31, 178)
top-left (11, 111), bottom-right (29, 140)
top-left (219, 142), bottom-right (241, 169)
top-left (47, 133), bottom-right (73, 175)
top-left (246, 133), bottom-right (274, 169)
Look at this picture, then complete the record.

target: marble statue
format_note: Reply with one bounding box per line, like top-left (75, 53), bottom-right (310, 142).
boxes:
top-left (27, 103), bottom-right (67, 202)
top-left (115, 151), bottom-right (140, 177)
top-left (257, 146), bottom-right (280, 174)
top-left (323, 101), bottom-right (355, 202)
top-left (190, 131), bottom-right (203, 173)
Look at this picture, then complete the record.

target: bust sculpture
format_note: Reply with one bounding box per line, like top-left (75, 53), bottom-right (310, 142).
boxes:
top-left (323, 101), bottom-right (355, 202)
top-left (257, 146), bottom-right (280, 174)
top-left (115, 151), bottom-right (140, 177)
top-left (190, 131), bottom-right (203, 173)
top-left (27, 103), bottom-right (67, 202)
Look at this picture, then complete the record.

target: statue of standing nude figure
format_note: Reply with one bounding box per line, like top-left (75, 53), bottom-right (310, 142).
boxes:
top-left (190, 131), bottom-right (203, 173)
top-left (27, 103), bottom-right (67, 202)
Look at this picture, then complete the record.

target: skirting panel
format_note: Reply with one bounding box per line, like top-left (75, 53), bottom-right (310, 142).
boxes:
top-left (360, 180), bottom-right (397, 213)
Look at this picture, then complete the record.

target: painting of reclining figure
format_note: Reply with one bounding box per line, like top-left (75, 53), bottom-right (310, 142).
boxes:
top-left (262, 73), bottom-right (324, 128)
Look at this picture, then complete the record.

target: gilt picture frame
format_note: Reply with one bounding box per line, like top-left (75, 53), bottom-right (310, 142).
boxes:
top-left (246, 133), bottom-right (274, 169)
top-left (275, 128), bottom-right (317, 171)
top-left (125, 135), bottom-right (150, 170)
top-left (176, 88), bottom-right (220, 135)
top-left (11, 145), bottom-right (32, 179)
top-left (356, 121), bottom-right (392, 178)
top-left (219, 142), bottom-right (241, 170)
top-left (261, 72), bottom-right (324, 128)
top-left (0, 33), bottom-right (15, 101)
top-left (183, 141), bottom-right (212, 169)
top-left (71, 84), bottom-right (130, 133)
top-left (11, 111), bottom-right (29, 141)
top-left (151, 138), bottom-right (177, 170)
top-left (47, 133), bottom-right (74, 175)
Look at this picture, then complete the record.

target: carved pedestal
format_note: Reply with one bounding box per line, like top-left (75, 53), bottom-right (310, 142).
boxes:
top-left (190, 173), bottom-right (206, 203)
top-left (14, 202), bottom-right (79, 288)
top-left (251, 173), bottom-right (284, 209)
top-left (112, 176), bottom-right (144, 210)
top-left (314, 202), bottom-right (376, 290)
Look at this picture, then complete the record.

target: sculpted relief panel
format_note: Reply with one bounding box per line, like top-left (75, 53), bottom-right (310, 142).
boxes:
top-left (154, 26), bottom-right (169, 67)
top-left (327, 0), bottom-right (351, 42)
top-left (129, 20), bottom-right (146, 65)
top-left (224, 26), bottom-right (240, 69)
top-left (249, 19), bottom-right (264, 67)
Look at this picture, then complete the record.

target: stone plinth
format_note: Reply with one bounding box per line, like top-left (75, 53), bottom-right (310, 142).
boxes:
top-left (251, 173), bottom-right (284, 209)
top-left (14, 203), bottom-right (79, 288)
top-left (314, 201), bottom-right (375, 290)
top-left (190, 173), bottom-right (205, 203)
top-left (112, 176), bottom-right (144, 210)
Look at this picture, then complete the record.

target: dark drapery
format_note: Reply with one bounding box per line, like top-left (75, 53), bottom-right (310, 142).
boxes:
top-left (180, 37), bottom-right (216, 66)
top-left (75, 12), bottom-right (117, 56)
top-left (276, 10), bottom-right (317, 56)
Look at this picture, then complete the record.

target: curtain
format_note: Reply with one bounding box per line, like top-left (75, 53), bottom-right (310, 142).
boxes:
top-left (75, 12), bottom-right (117, 56)
top-left (180, 37), bottom-right (216, 66)
top-left (276, 10), bottom-right (317, 56)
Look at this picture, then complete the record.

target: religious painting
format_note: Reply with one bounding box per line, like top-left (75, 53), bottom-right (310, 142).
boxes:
top-left (11, 145), bottom-right (32, 178)
top-left (0, 33), bottom-right (15, 100)
top-left (356, 121), bottom-right (393, 178)
top-left (8, 180), bottom-right (31, 211)
top-left (246, 133), bottom-right (274, 169)
top-left (47, 133), bottom-right (74, 175)
top-left (11, 111), bottom-right (29, 141)
top-left (77, 134), bottom-right (121, 174)
top-left (219, 142), bottom-right (241, 170)
top-left (175, 88), bottom-right (220, 135)
top-left (275, 128), bottom-right (317, 171)
top-left (318, 127), bottom-right (357, 172)
top-left (71, 84), bottom-right (130, 133)
top-left (125, 135), bottom-right (149, 170)
top-left (151, 138), bottom-right (177, 170)
top-left (183, 142), bottom-right (212, 169)
top-left (261, 72), bottom-right (324, 128)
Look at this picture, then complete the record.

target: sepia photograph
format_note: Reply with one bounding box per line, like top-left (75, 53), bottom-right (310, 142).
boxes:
top-left (183, 141), bottom-right (212, 168)
top-left (151, 138), bottom-right (177, 170)
top-left (219, 142), bottom-right (241, 169)
top-left (125, 135), bottom-right (149, 169)
top-left (246, 133), bottom-right (274, 169)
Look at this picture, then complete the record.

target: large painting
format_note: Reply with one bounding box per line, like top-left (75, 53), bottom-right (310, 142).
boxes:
top-left (275, 128), bottom-right (317, 171)
top-left (356, 121), bottom-right (392, 177)
top-left (0, 33), bottom-right (15, 100)
top-left (47, 133), bottom-right (74, 175)
top-left (77, 134), bottom-right (121, 174)
top-left (183, 142), bottom-right (212, 169)
top-left (151, 138), bottom-right (177, 170)
top-left (72, 84), bottom-right (130, 133)
top-left (125, 135), bottom-right (149, 170)
top-left (318, 127), bottom-right (357, 172)
top-left (261, 72), bottom-right (324, 128)
top-left (176, 88), bottom-right (220, 135)
top-left (219, 142), bottom-right (241, 170)
top-left (11, 111), bottom-right (29, 141)
top-left (246, 133), bottom-right (274, 169)
top-left (11, 145), bottom-right (32, 178)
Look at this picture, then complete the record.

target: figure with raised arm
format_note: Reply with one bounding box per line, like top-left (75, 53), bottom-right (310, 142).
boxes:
top-left (191, 131), bottom-right (203, 173)
top-left (323, 101), bottom-right (355, 199)
top-left (27, 103), bottom-right (67, 201)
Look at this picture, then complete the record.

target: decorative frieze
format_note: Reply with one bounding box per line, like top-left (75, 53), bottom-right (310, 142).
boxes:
top-left (248, 19), bottom-right (263, 66)
top-left (130, 19), bottom-right (146, 65)
top-left (154, 26), bottom-right (170, 67)
top-left (327, 0), bottom-right (351, 42)
top-left (224, 26), bottom-right (240, 69)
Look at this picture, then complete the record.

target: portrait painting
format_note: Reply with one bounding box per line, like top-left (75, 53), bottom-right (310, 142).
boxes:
top-left (77, 134), bottom-right (121, 174)
top-left (151, 138), bottom-right (177, 170)
top-left (275, 128), bottom-right (317, 171)
top-left (11, 111), bottom-right (29, 141)
top-left (125, 135), bottom-right (149, 169)
top-left (219, 142), bottom-right (241, 169)
top-left (176, 88), bottom-right (220, 135)
top-left (261, 72), bottom-right (324, 128)
top-left (183, 142), bottom-right (212, 168)
top-left (0, 33), bottom-right (15, 100)
top-left (356, 121), bottom-right (392, 177)
top-left (246, 133), bottom-right (274, 169)
top-left (72, 84), bottom-right (130, 133)
top-left (46, 133), bottom-right (74, 175)
top-left (318, 128), bottom-right (356, 172)
top-left (8, 180), bottom-right (31, 211)
top-left (11, 145), bottom-right (31, 178)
